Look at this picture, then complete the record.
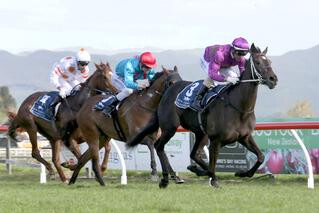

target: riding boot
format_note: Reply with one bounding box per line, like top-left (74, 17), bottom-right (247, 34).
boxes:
top-left (102, 96), bottom-right (119, 117)
top-left (191, 85), bottom-right (208, 110)
top-left (47, 95), bottom-right (62, 119)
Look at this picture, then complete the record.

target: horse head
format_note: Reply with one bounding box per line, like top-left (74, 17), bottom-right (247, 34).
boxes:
top-left (247, 43), bottom-right (278, 89)
top-left (147, 66), bottom-right (182, 95)
top-left (87, 62), bottom-right (118, 94)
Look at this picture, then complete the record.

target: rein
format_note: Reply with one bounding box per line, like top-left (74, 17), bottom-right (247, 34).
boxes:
top-left (240, 56), bottom-right (263, 84)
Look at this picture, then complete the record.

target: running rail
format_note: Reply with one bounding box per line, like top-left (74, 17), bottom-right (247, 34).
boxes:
top-left (2, 121), bottom-right (319, 188)
top-left (177, 121), bottom-right (319, 189)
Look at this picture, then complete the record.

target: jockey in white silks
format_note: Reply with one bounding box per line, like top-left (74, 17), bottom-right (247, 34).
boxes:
top-left (48, 48), bottom-right (91, 115)
top-left (98, 52), bottom-right (157, 116)
top-left (191, 37), bottom-right (250, 110)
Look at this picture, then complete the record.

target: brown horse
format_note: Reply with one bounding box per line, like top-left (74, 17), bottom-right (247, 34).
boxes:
top-left (7, 63), bottom-right (117, 182)
top-left (68, 67), bottom-right (182, 186)
top-left (128, 44), bottom-right (278, 188)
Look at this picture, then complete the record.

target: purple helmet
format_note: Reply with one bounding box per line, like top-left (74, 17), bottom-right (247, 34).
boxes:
top-left (232, 37), bottom-right (250, 51)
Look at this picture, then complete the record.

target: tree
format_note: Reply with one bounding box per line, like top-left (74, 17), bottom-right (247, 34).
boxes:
top-left (286, 100), bottom-right (315, 118)
top-left (0, 86), bottom-right (16, 122)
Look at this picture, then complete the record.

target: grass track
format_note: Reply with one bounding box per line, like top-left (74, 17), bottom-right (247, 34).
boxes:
top-left (1, 165), bottom-right (319, 213)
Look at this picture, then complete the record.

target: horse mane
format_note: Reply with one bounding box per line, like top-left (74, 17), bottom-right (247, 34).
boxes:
top-left (149, 71), bottom-right (164, 86)
top-left (81, 63), bottom-right (108, 86)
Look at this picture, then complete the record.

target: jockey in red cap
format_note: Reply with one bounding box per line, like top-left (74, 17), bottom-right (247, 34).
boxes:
top-left (99, 52), bottom-right (157, 115)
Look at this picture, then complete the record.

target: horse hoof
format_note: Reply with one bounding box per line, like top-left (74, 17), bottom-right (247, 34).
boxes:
top-left (187, 165), bottom-right (198, 173)
top-left (159, 179), bottom-right (169, 188)
top-left (61, 162), bottom-right (69, 169)
top-left (210, 179), bottom-right (220, 188)
top-left (150, 175), bottom-right (159, 182)
top-left (174, 176), bottom-right (185, 184)
top-left (48, 172), bottom-right (56, 180)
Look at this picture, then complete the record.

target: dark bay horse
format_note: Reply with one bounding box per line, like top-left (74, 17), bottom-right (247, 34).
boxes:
top-left (128, 44), bottom-right (278, 188)
top-left (68, 67), bottom-right (182, 186)
top-left (7, 63), bottom-right (117, 182)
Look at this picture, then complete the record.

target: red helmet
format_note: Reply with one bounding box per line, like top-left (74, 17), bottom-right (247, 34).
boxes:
top-left (140, 52), bottom-right (157, 68)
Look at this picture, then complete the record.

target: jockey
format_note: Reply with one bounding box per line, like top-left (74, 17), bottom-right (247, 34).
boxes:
top-left (48, 48), bottom-right (91, 114)
top-left (101, 51), bottom-right (157, 115)
top-left (191, 37), bottom-right (250, 109)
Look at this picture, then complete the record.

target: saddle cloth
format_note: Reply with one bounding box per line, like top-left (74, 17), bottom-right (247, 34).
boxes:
top-left (175, 80), bottom-right (227, 111)
top-left (30, 91), bottom-right (60, 121)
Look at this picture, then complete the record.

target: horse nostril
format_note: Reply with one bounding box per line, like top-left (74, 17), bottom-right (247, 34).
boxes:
top-left (269, 76), bottom-right (277, 83)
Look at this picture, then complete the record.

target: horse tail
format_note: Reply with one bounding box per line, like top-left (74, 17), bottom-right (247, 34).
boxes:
top-left (7, 111), bottom-right (20, 141)
top-left (127, 113), bottom-right (159, 147)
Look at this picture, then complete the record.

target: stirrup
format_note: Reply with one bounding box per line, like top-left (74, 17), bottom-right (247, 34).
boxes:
top-left (102, 106), bottom-right (115, 117)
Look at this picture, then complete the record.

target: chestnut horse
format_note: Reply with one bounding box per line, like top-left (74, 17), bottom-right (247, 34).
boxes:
top-left (68, 67), bottom-right (182, 186)
top-left (128, 44), bottom-right (278, 188)
top-left (8, 63), bottom-right (117, 182)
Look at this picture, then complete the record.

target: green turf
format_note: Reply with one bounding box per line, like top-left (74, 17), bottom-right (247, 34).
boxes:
top-left (0, 165), bottom-right (319, 213)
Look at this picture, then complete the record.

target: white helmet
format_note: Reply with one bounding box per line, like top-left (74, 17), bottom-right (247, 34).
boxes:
top-left (76, 48), bottom-right (91, 63)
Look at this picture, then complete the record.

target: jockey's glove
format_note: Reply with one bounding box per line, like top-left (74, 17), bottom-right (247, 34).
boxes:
top-left (226, 76), bottom-right (239, 85)
top-left (59, 89), bottom-right (67, 98)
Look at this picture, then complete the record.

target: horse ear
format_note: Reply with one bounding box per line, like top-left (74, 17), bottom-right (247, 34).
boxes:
top-left (262, 47), bottom-right (268, 55)
top-left (161, 65), bottom-right (167, 71)
top-left (95, 63), bottom-right (100, 70)
top-left (173, 65), bottom-right (178, 72)
top-left (250, 43), bottom-right (257, 53)
top-left (106, 62), bottom-right (112, 70)
top-left (164, 68), bottom-right (170, 75)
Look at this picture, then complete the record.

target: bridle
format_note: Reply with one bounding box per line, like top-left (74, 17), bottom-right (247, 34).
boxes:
top-left (240, 56), bottom-right (264, 84)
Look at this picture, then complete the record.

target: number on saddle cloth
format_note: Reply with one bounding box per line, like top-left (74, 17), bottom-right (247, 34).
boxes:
top-left (30, 91), bottom-right (60, 121)
top-left (175, 80), bottom-right (227, 111)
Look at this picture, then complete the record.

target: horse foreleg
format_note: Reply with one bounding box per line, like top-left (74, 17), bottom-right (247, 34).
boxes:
top-left (69, 137), bottom-right (108, 185)
top-left (50, 139), bottom-right (67, 182)
top-left (144, 137), bottom-right (158, 181)
top-left (235, 135), bottom-right (264, 178)
top-left (208, 137), bottom-right (221, 188)
top-left (27, 128), bottom-right (55, 178)
top-left (69, 139), bottom-right (82, 159)
top-left (89, 142), bottom-right (105, 186)
top-left (101, 139), bottom-right (111, 176)
top-left (155, 128), bottom-right (178, 188)
top-left (60, 139), bottom-right (81, 171)
top-left (188, 133), bottom-right (209, 176)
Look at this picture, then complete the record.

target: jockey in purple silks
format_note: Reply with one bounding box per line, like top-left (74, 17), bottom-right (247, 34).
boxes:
top-left (191, 37), bottom-right (250, 109)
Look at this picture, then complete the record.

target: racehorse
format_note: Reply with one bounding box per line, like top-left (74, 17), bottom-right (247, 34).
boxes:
top-left (128, 44), bottom-right (278, 188)
top-left (7, 63), bottom-right (117, 182)
top-left (68, 66), bottom-right (182, 186)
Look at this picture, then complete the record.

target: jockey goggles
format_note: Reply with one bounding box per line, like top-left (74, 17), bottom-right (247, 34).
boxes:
top-left (78, 61), bottom-right (90, 66)
top-left (234, 50), bottom-right (248, 56)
